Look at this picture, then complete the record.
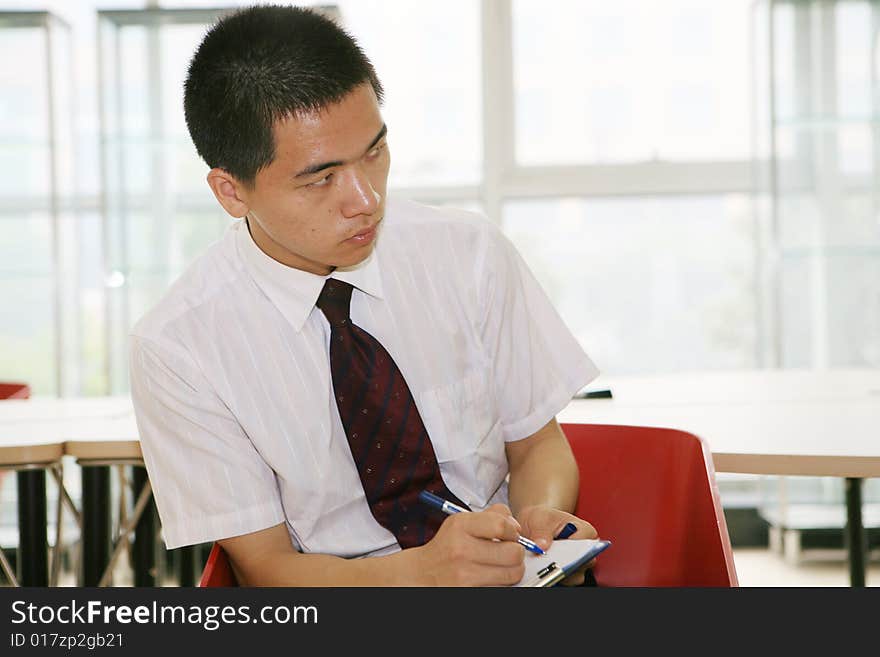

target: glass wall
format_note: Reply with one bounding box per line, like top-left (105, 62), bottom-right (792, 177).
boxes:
top-left (508, 0), bottom-right (758, 373)
top-left (0, 11), bottom-right (74, 395)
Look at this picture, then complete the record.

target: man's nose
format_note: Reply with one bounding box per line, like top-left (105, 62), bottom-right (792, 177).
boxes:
top-left (340, 165), bottom-right (380, 218)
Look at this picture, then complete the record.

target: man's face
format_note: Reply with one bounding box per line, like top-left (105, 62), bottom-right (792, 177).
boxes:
top-left (241, 83), bottom-right (390, 275)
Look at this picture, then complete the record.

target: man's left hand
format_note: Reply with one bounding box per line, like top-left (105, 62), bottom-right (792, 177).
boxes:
top-left (515, 505), bottom-right (599, 586)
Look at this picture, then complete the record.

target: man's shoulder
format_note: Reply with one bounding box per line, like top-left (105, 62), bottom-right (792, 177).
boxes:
top-left (131, 223), bottom-right (245, 347)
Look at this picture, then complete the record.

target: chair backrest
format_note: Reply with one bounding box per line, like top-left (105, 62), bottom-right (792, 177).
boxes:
top-left (199, 543), bottom-right (238, 587)
top-left (0, 382), bottom-right (30, 400)
top-left (560, 422), bottom-right (737, 587)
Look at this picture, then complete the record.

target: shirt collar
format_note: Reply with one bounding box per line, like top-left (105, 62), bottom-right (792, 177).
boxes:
top-left (235, 219), bottom-right (384, 332)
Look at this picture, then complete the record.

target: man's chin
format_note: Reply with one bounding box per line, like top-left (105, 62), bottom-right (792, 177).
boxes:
top-left (333, 242), bottom-right (376, 271)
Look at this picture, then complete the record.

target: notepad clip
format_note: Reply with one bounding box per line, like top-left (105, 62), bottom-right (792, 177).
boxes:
top-left (523, 561), bottom-right (568, 587)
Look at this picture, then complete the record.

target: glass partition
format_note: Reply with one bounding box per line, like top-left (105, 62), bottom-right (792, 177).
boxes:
top-left (0, 11), bottom-right (74, 395)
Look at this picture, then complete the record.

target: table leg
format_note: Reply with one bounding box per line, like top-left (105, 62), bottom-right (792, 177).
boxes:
top-left (16, 469), bottom-right (48, 586)
top-left (844, 477), bottom-right (866, 588)
top-left (81, 465), bottom-right (111, 586)
top-left (132, 466), bottom-right (156, 586)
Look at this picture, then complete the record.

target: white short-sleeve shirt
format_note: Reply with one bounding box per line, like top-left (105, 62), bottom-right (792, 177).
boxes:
top-left (129, 198), bottom-right (599, 555)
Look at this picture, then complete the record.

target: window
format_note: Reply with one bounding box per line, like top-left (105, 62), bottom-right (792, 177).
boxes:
top-left (332, 0), bottom-right (483, 188)
top-left (0, 12), bottom-right (73, 394)
top-left (503, 0), bottom-right (758, 372)
top-left (513, 0), bottom-right (753, 165)
top-left (504, 195), bottom-right (757, 373)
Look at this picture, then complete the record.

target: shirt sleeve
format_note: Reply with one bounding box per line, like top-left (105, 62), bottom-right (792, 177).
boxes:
top-left (476, 222), bottom-right (600, 442)
top-left (129, 334), bottom-right (285, 549)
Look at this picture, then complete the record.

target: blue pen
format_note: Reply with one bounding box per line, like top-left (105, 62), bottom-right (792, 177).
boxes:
top-left (418, 490), bottom-right (546, 555)
top-left (555, 522), bottom-right (577, 540)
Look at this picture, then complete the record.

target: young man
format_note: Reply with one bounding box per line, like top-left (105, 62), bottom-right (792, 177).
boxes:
top-left (130, 5), bottom-right (600, 586)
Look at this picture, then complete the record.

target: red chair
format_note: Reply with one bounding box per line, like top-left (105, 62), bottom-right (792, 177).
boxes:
top-left (0, 382), bottom-right (30, 400)
top-left (561, 422), bottom-right (738, 587)
top-left (199, 543), bottom-right (238, 586)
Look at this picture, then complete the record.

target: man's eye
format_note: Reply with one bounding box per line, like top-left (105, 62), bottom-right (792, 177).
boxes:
top-left (309, 173), bottom-right (332, 188)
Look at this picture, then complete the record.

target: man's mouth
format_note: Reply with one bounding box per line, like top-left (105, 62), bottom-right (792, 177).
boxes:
top-left (346, 220), bottom-right (381, 244)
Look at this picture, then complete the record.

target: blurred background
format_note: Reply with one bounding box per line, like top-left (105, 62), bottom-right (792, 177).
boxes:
top-left (0, 0), bottom-right (878, 585)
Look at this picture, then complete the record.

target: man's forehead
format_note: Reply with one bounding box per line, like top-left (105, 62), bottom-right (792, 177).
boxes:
top-left (271, 115), bottom-right (383, 174)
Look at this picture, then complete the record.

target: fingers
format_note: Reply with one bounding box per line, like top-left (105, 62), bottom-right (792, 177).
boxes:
top-left (517, 506), bottom-right (561, 549)
top-left (469, 535), bottom-right (525, 568)
top-left (446, 560), bottom-right (526, 587)
top-left (472, 562), bottom-right (526, 587)
top-left (561, 572), bottom-right (585, 586)
top-left (560, 569), bottom-right (587, 586)
top-left (518, 505), bottom-right (600, 543)
top-left (484, 504), bottom-right (521, 531)
top-left (454, 507), bottom-right (522, 543)
top-left (440, 510), bottom-right (526, 567)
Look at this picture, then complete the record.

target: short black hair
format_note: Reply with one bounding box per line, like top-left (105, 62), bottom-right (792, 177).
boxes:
top-left (184, 4), bottom-right (384, 185)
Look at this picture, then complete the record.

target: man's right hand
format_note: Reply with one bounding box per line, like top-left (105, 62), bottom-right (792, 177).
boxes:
top-left (411, 503), bottom-right (526, 586)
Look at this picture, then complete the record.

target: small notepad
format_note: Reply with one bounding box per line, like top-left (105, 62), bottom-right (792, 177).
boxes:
top-left (515, 539), bottom-right (611, 587)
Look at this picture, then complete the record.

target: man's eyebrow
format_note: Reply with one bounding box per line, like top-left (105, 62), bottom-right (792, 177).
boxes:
top-left (365, 123), bottom-right (388, 152)
top-left (294, 124), bottom-right (388, 178)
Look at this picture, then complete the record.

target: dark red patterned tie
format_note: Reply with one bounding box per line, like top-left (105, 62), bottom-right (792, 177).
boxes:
top-left (316, 278), bottom-right (469, 548)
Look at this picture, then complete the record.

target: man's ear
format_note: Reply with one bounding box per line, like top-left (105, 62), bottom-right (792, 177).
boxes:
top-left (206, 168), bottom-right (251, 218)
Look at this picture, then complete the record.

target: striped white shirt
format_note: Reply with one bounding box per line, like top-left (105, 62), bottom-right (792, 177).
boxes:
top-left (129, 198), bottom-right (598, 555)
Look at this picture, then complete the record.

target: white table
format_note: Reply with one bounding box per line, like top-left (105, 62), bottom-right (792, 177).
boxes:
top-left (4, 372), bottom-right (878, 586)
top-left (561, 369), bottom-right (880, 586)
top-left (0, 397), bottom-right (143, 586)
top-left (578, 369), bottom-right (880, 406)
top-left (0, 396), bottom-right (141, 461)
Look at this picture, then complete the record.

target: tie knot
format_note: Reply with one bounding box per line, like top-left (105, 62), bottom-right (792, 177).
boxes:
top-left (316, 279), bottom-right (353, 326)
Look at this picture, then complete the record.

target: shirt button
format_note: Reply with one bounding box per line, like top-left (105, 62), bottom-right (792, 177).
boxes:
top-left (366, 467), bottom-right (373, 475)
top-left (376, 442), bottom-right (382, 449)
top-left (390, 477), bottom-right (396, 484)
top-left (361, 408), bottom-right (368, 415)
top-left (351, 433), bottom-right (358, 439)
